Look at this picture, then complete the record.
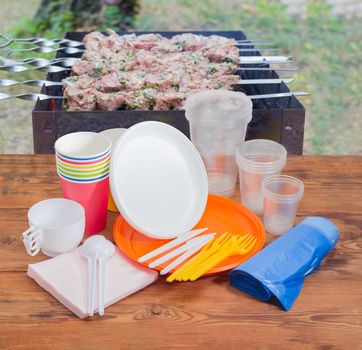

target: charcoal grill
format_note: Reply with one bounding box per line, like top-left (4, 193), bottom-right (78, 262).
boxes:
top-left (32, 30), bottom-right (305, 154)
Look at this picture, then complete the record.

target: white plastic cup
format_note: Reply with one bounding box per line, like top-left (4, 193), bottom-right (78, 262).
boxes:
top-left (99, 128), bottom-right (127, 212)
top-left (236, 139), bottom-right (287, 214)
top-left (22, 198), bottom-right (85, 257)
top-left (262, 175), bottom-right (304, 235)
top-left (185, 90), bottom-right (253, 197)
top-left (99, 128), bottom-right (127, 152)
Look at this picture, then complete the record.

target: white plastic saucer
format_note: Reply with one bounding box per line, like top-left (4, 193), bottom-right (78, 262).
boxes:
top-left (110, 121), bottom-right (208, 239)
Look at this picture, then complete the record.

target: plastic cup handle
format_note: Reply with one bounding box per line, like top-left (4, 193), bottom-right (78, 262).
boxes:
top-left (22, 225), bottom-right (42, 256)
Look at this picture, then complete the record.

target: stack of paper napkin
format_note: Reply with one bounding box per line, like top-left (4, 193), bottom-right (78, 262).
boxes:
top-left (28, 246), bottom-right (158, 318)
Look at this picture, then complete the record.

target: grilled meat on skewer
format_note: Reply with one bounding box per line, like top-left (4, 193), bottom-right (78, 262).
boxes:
top-left (64, 31), bottom-right (243, 111)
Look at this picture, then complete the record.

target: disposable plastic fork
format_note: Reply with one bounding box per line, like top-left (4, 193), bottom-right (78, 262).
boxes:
top-left (172, 233), bottom-right (233, 282)
top-left (79, 235), bottom-right (106, 317)
top-left (98, 240), bottom-right (115, 316)
top-left (138, 228), bottom-right (208, 263)
top-left (160, 234), bottom-right (215, 275)
top-left (189, 234), bottom-right (257, 281)
top-left (148, 234), bottom-right (216, 268)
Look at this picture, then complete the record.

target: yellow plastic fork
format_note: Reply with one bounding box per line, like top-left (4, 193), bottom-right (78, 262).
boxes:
top-left (188, 234), bottom-right (257, 281)
top-left (180, 234), bottom-right (245, 280)
top-left (178, 232), bottom-right (234, 281)
top-left (181, 234), bottom-right (241, 279)
top-left (167, 232), bottom-right (231, 283)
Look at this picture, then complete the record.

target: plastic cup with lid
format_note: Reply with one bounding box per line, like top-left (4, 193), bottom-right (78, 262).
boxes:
top-left (236, 139), bottom-right (287, 214)
top-left (185, 90), bottom-right (253, 198)
top-left (262, 175), bottom-right (304, 235)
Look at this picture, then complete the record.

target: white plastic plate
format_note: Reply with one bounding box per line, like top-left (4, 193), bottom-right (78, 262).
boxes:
top-left (110, 121), bottom-right (208, 239)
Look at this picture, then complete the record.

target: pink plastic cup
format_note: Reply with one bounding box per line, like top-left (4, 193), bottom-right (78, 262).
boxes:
top-left (59, 175), bottom-right (110, 235)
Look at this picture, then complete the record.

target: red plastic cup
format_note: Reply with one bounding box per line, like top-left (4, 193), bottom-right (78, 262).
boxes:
top-left (59, 175), bottom-right (110, 235)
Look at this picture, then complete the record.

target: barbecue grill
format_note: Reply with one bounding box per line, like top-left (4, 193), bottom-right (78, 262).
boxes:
top-left (32, 30), bottom-right (305, 154)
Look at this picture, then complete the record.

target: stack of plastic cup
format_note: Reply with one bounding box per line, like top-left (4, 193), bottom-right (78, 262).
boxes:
top-left (236, 139), bottom-right (287, 215)
top-left (185, 90), bottom-right (253, 198)
top-left (54, 132), bottom-right (111, 235)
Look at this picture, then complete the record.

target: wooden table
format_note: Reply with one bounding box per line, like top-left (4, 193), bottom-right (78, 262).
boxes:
top-left (0, 155), bottom-right (361, 349)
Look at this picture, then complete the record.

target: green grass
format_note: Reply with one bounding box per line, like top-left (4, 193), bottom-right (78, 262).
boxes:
top-left (0, 0), bottom-right (361, 154)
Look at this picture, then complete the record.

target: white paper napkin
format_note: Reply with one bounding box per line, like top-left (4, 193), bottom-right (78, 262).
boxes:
top-left (28, 246), bottom-right (158, 318)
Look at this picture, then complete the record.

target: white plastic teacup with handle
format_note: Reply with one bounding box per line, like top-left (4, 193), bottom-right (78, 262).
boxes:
top-left (22, 198), bottom-right (85, 257)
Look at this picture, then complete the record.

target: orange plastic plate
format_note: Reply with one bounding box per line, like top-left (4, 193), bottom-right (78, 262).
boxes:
top-left (113, 194), bottom-right (266, 275)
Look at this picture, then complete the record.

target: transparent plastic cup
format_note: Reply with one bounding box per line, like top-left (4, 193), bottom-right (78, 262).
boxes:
top-left (185, 90), bottom-right (253, 197)
top-left (262, 175), bottom-right (304, 235)
top-left (236, 139), bottom-right (287, 214)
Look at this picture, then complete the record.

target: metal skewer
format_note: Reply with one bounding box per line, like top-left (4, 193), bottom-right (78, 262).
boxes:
top-left (2, 46), bottom-right (84, 55)
top-left (239, 56), bottom-right (291, 63)
top-left (0, 93), bottom-right (64, 101)
top-left (239, 60), bottom-right (295, 65)
top-left (0, 34), bottom-right (84, 48)
top-left (237, 40), bottom-right (269, 43)
top-left (236, 42), bottom-right (272, 47)
top-left (4, 53), bottom-right (293, 68)
top-left (0, 91), bottom-right (309, 102)
top-left (238, 48), bottom-right (280, 52)
top-left (0, 56), bottom-right (78, 67)
top-left (0, 78), bottom-right (294, 88)
top-left (0, 79), bottom-right (62, 87)
top-left (238, 78), bottom-right (294, 85)
top-left (0, 54), bottom-right (292, 71)
top-left (2, 45), bottom-right (283, 56)
top-left (237, 67), bottom-right (297, 71)
top-left (248, 92), bottom-right (309, 99)
top-left (0, 59), bottom-right (298, 72)
top-left (0, 33), bottom-right (271, 49)
top-left (0, 64), bottom-right (71, 73)
top-left (2, 48), bottom-right (291, 64)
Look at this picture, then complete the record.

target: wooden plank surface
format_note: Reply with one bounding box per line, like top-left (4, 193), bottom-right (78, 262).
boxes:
top-left (0, 155), bottom-right (361, 349)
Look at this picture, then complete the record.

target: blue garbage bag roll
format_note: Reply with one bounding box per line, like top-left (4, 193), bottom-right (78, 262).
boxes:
top-left (229, 217), bottom-right (339, 311)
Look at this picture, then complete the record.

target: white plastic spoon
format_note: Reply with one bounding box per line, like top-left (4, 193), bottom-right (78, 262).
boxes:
top-left (79, 235), bottom-right (106, 317)
top-left (98, 240), bottom-right (115, 316)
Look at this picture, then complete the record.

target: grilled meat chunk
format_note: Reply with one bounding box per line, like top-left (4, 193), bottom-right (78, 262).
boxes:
top-left (64, 86), bottom-right (96, 111)
top-left (64, 31), bottom-right (240, 111)
top-left (96, 92), bottom-right (125, 110)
